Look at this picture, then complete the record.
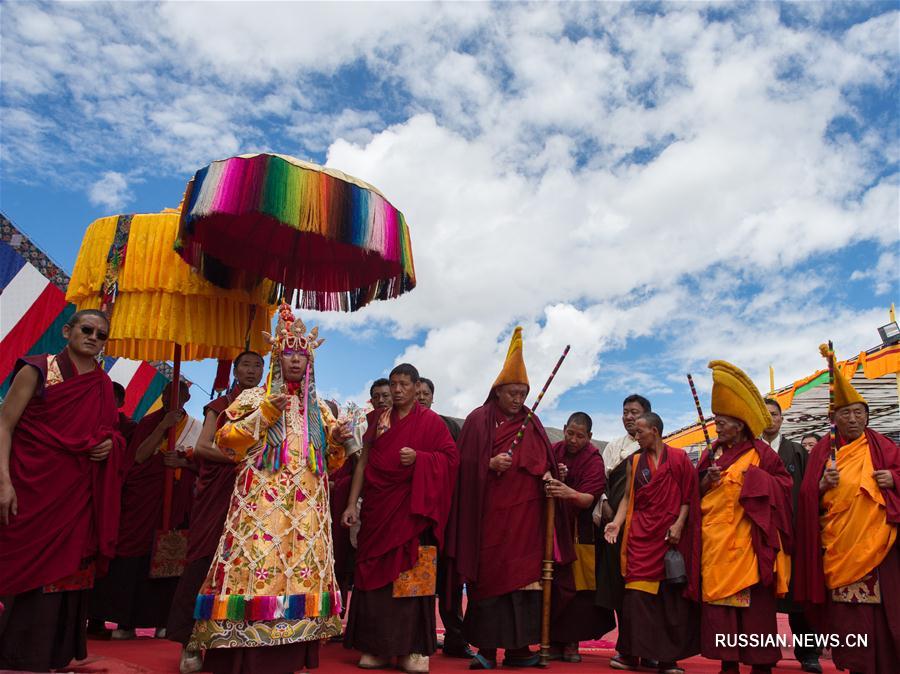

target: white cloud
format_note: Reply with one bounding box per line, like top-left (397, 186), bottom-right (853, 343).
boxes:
top-left (850, 250), bottom-right (900, 295)
top-left (87, 171), bottom-right (133, 211)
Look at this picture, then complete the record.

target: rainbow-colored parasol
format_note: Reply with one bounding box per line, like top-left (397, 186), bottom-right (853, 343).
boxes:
top-left (175, 153), bottom-right (416, 312)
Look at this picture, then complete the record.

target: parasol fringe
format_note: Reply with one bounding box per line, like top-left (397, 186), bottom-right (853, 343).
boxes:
top-left (176, 153), bottom-right (416, 312)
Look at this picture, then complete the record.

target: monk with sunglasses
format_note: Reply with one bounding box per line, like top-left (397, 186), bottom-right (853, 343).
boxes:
top-left (0, 309), bottom-right (127, 671)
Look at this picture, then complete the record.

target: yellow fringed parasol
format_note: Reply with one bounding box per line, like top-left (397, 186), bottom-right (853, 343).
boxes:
top-left (67, 209), bottom-right (274, 361)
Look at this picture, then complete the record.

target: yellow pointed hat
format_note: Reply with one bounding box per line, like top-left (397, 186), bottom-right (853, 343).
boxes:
top-left (492, 326), bottom-right (530, 391)
top-left (819, 344), bottom-right (867, 412)
top-left (708, 360), bottom-right (772, 437)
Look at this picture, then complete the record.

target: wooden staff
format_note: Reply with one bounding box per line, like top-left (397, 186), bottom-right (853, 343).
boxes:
top-left (539, 493), bottom-right (555, 667)
top-left (686, 373), bottom-right (713, 459)
top-left (825, 340), bottom-right (837, 465)
top-left (507, 345), bottom-right (571, 456)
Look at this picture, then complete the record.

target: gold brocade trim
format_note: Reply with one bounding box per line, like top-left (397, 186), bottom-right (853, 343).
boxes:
top-left (831, 571), bottom-right (881, 604)
top-left (393, 545), bottom-right (437, 597)
top-left (707, 587), bottom-right (751, 607)
top-left (190, 615), bottom-right (342, 650)
top-left (149, 529), bottom-right (188, 578)
top-left (225, 387), bottom-right (267, 421)
top-left (46, 355), bottom-right (64, 387)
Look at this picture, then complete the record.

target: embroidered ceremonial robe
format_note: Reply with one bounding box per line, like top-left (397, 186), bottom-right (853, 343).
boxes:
top-left (166, 390), bottom-right (242, 646)
top-left (191, 386), bottom-right (346, 656)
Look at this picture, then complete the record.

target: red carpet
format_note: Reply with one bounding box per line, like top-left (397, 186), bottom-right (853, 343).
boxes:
top-left (69, 635), bottom-right (838, 674)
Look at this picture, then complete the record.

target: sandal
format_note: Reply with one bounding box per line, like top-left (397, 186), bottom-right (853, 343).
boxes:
top-left (469, 653), bottom-right (497, 670)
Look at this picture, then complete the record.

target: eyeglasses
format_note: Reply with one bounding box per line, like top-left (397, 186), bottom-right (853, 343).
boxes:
top-left (79, 325), bottom-right (109, 341)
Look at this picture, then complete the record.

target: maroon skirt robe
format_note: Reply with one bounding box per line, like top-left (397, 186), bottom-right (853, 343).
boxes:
top-left (0, 352), bottom-right (126, 671)
top-left (91, 407), bottom-right (197, 629)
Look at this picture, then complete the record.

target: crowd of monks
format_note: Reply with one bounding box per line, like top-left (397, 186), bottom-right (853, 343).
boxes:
top-left (0, 310), bottom-right (898, 674)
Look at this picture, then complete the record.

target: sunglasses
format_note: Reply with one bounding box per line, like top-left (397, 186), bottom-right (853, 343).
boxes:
top-left (79, 325), bottom-right (109, 341)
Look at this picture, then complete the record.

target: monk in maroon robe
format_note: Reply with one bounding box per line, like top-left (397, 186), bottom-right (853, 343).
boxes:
top-left (113, 381), bottom-right (137, 446)
top-left (545, 412), bottom-right (615, 663)
top-left (603, 413), bottom-right (700, 672)
top-left (90, 379), bottom-right (196, 638)
top-left (445, 327), bottom-right (574, 670)
top-left (165, 351), bottom-right (264, 673)
top-left (0, 310), bottom-right (126, 671)
top-left (342, 364), bottom-right (458, 673)
top-left (794, 389), bottom-right (900, 674)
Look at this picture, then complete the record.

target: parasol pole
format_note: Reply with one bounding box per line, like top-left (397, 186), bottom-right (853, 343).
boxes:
top-left (539, 491), bottom-right (556, 667)
top-left (687, 373), bottom-right (713, 459)
top-left (825, 340), bottom-right (837, 465)
top-left (161, 343), bottom-right (182, 531)
top-left (506, 345), bottom-right (571, 457)
top-left (769, 365), bottom-right (775, 395)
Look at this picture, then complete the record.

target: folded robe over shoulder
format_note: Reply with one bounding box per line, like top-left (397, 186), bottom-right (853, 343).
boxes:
top-left (0, 354), bottom-right (126, 595)
top-left (623, 445), bottom-right (701, 601)
top-left (794, 429), bottom-right (900, 604)
top-left (697, 439), bottom-right (793, 600)
top-left (553, 440), bottom-right (605, 549)
top-left (354, 403), bottom-right (459, 591)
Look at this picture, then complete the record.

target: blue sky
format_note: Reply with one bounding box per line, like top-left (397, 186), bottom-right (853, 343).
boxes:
top-left (2, 2), bottom-right (897, 438)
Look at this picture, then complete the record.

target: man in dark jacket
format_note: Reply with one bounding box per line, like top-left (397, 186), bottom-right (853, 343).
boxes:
top-left (762, 399), bottom-right (820, 673)
top-left (416, 376), bottom-right (470, 659)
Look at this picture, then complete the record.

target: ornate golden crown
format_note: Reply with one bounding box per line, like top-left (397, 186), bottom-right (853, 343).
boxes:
top-left (263, 302), bottom-right (324, 355)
